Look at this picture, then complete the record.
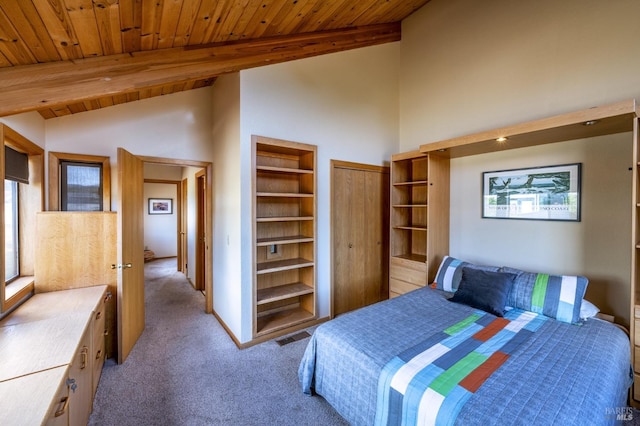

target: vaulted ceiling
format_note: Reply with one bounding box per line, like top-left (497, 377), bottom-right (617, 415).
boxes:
top-left (0, 0), bottom-right (430, 119)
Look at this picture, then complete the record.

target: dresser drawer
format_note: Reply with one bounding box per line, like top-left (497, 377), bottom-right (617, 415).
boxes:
top-left (390, 278), bottom-right (422, 295)
top-left (390, 257), bottom-right (427, 286)
top-left (92, 300), bottom-right (106, 349)
top-left (45, 373), bottom-right (70, 426)
top-left (91, 291), bottom-right (108, 398)
top-left (92, 335), bottom-right (105, 398)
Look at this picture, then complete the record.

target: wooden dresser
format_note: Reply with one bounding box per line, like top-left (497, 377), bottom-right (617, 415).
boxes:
top-left (0, 285), bottom-right (108, 425)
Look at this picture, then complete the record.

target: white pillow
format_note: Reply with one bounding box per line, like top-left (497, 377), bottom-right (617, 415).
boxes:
top-left (580, 299), bottom-right (599, 319)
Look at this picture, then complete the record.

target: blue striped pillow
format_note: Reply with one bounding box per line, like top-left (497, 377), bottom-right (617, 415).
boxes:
top-left (501, 266), bottom-right (588, 324)
top-left (433, 256), bottom-right (500, 292)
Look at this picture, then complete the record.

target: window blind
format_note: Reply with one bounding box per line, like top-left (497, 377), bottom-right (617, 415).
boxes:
top-left (5, 146), bottom-right (29, 184)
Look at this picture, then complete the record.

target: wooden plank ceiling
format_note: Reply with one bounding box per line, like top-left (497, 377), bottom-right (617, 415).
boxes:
top-left (0, 0), bottom-right (430, 119)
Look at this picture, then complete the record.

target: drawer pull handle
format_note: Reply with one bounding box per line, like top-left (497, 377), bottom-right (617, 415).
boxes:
top-left (95, 311), bottom-right (102, 320)
top-left (81, 347), bottom-right (88, 369)
top-left (104, 329), bottom-right (109, 336)
top-left (55, 396), bottom-right (69, 417)
top-left (96, 349), bottom-right (102, 360)
top-left (66, 378), bottom-right (77, 393)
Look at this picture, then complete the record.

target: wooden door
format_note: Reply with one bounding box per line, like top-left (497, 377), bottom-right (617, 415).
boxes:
top-left (332, 161), bottom-right (389, 317)
top-left (116, 148), bottom-right (144, 363)
top-left (179, 178), bottom-right (188, 273)
top-left (195, 170), bottom-right (206, 291)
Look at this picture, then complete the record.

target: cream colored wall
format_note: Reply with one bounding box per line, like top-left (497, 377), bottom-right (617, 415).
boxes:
top-left (400, 0), bottom-right (640, 326)
top-left (238, 42), bottom-right (400, 342)
top-left (400, 0), bottom-right (640, 147)
top-left (210, 73), bottom-right (243, 339)
top-left (451, 134), bottom-right (632, 326)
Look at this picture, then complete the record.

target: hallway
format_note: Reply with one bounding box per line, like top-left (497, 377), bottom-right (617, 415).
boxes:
top-left (88, 258), bottom-right (345, 425)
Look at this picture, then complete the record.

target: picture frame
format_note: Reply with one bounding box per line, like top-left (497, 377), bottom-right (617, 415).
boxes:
top-left (482, 163), bottom-right (581, 221)
top-left (148, 198), bottom-right (173, 215)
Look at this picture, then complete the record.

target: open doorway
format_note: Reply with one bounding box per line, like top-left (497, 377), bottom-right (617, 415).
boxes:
top-left (143, 176), bottom-right (180, 267)
top-left (116, 149), bottom-right (213, 363)
top-left (139, 155), bottom-right (212, 311)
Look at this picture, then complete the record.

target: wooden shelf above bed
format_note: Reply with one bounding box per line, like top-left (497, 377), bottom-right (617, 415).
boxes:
top-left (419, 99), bottom-right (638, 158)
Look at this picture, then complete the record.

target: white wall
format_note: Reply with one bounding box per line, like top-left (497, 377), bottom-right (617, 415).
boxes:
top-left (43, 87), bottom-right (214, 301)
top-left (210, 73), bottom-right (243, 339)
top-left (237, 42), bottom-right (400, 342)
top-left (400, 0), bottom-right (640, 326)
top-left (44, 88), bottom-right (215, 206)
top-left (0, 112), bottom-right (46, 149)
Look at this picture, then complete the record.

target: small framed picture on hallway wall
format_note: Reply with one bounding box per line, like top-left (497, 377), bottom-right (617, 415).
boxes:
top-left (148, 198), bottom-right (173, 214)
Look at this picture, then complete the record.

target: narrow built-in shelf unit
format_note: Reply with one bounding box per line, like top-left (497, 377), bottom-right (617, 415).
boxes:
top-left (389, 150), bottom-right (450, 297)
top-left (252, 135), bottom-right (317, 338)
top-left (391, 152), bottom-right (429, 263)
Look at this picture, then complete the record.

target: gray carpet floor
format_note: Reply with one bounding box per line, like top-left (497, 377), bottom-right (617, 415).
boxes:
top-left (88, 258), bottom-right (348, 426)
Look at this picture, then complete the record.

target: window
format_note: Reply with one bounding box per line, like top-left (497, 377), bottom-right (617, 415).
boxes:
top-left (48, 152), bottom-right (111, 211)
top-left (4, 180), bottom-right (18, 282)
top-left (1, 124), bottom-right (43, 316)
top-left (60, 161), bottom-right (103, 211)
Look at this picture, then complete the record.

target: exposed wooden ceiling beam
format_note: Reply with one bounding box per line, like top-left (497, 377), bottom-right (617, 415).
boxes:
top-left (0, 22), bottom-right (400, 118)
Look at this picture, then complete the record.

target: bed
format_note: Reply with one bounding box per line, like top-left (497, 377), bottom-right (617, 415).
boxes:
top-left (299, 281), bottom-right (632, 425)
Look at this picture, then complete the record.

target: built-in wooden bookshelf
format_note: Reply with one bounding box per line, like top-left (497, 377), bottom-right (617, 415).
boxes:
top-left (389, 150), bottom-right (449, 297)
top-left (252, 135), bottom-right (317, 338)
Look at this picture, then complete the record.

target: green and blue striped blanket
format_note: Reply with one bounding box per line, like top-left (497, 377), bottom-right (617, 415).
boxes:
top-left (374, 309), bottom-right (546, 426)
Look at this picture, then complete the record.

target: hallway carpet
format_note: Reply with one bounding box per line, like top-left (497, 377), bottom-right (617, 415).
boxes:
top-left (88, 258), bottom-right (347, 426)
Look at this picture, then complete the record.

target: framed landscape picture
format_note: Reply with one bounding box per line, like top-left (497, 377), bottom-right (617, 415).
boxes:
top-left (148, 198), bottom-right (173, 214)
top-left (482, 163), bottom-right (581, 221)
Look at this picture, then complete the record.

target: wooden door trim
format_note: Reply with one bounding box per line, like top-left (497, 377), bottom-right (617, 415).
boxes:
top-left (330, 160), bottom-right (390, 319)
top-left (138, 156), bottom-right (213, 314)
top-left (48, 151), bottom-right (111, 212)
top-left (332, 160), bottom-right (389, 173)
top-left (180, 178), bottom-right (188, 274)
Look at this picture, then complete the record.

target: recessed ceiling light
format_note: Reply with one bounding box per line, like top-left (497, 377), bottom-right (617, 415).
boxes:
top-left (583, 120), bottom-right (599, 126)
top-left (496, 137), bottom-right (508, 142)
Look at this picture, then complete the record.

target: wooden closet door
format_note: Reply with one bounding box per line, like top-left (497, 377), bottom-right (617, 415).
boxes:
top-left (363, 169), bottom-right (389, 303)
top-left (332, 161), bottom-right (389, 317)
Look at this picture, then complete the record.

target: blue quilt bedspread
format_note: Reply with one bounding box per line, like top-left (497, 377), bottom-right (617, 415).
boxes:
top-left (299, 288), bottom-right (632, 426)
